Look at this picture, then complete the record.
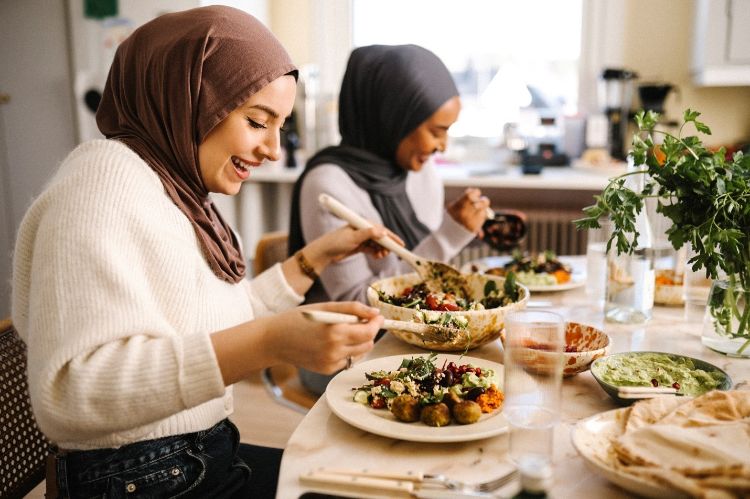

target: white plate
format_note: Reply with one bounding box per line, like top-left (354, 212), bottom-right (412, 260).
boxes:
top-left (461, 257), bottom-right (586, 292)
top-left (326, 354), bottom-right (508, 443)
top-left (571, 409), bottom-right (686, 499)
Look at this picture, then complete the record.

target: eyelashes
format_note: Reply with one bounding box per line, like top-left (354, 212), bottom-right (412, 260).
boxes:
top-left (246, 117), bottom-right (287, 133)
top-left (246, 117), bottom-right (266, 129)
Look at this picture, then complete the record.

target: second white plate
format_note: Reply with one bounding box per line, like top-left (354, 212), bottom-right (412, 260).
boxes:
top-left (571, 408), bottom-right (686, 499)
top-left (326, 354), bottom-right (508, 443)
top-left (461, 257), bottom-right (586, 292)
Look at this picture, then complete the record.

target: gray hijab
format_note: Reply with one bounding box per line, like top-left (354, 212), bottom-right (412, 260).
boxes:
top-left (289, 44), bottom-right (458, 255)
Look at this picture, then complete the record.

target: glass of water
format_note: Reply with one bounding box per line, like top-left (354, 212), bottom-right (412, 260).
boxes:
top-left (585, 217), bottom-right (612, 305)
top-left (503, 310), bottom-right (564, 468)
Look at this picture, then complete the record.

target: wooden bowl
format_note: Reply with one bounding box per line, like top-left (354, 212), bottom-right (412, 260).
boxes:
top-left (367, 272), bottom-right (529, 351)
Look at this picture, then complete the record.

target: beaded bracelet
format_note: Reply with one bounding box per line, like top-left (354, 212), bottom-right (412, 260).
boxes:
top-left (295, 250), bottom-right (319, 281)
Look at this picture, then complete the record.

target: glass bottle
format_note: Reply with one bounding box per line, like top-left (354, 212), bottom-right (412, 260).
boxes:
top-left (511, 455), bottom-right (552, 498)
top-left (605, 161), bottom-right (655, 323)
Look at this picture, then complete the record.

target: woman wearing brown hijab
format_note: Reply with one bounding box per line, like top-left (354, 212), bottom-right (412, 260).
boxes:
top-left (12, 7), bottom-right (388, 498)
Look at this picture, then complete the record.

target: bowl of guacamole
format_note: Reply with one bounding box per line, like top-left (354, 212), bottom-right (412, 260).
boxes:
top-left (591, 351), bottom-right (732, 406)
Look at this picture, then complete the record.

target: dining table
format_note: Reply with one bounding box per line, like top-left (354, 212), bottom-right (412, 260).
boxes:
top-left (275, 256), bottom-right (750, 499)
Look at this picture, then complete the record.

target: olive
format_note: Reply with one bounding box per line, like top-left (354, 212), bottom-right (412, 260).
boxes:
top-left (465, 387), bottom-right (486, 400)
top-left (441, 370), bottom-right (454, 387)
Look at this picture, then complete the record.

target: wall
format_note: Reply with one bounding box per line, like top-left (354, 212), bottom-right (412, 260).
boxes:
top-left (0, 0), bottom-right (77, 318)
top-left (270, 0), bottom-right (750, 147)
top-left (622, 0), bottom-right (750, 146)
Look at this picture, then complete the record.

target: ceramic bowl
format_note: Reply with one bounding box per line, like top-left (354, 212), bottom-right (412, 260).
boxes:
top-left (500, 322), bottom-right (610, 376)
top-left (366, 272), bottom-right (529, 351)
top-left (590, 351), bottom-right (733, 406)
top-left (654, 269), bottom-right (685, 306)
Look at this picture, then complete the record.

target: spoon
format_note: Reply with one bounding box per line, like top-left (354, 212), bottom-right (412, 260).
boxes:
top-left (301, 310), bottom-right (462, 343)
top-left (318, 193), bottom-right (471, 299)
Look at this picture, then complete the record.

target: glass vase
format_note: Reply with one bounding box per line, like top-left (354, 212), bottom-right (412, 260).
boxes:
top-left (701, 277), bottom-right (750, 357)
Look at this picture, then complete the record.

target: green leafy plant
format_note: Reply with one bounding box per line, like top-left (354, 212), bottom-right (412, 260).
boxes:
top-left (574, 109), bottom-right (750, 353)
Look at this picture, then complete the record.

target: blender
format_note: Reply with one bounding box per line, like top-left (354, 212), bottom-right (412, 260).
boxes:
top-left (598, 68), bottom-right (638, 160)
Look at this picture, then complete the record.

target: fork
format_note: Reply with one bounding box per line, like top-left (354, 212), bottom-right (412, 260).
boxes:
top-left (418, 470), bottom-right (519, 493)
top-left (310, 466), bottom-right (519, 493)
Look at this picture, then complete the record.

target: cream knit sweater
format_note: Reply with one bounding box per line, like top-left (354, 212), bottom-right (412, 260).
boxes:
top-left (12, 140), bottom-right (303, 450)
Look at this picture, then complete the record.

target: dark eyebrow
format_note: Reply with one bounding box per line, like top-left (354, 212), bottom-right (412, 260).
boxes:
top-left (247, 104), bottom-right (280, 119)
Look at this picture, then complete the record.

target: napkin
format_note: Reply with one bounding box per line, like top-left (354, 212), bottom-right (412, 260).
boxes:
top-left (611, 390), bottom-right (750, 498)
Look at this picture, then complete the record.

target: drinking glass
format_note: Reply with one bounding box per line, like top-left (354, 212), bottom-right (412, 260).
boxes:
top-left (503, 310), bottom-right (564, 468)
top-left (585, 217), bottom-right (612, 305)
top-left (683, 243), bottom-right (713, 322)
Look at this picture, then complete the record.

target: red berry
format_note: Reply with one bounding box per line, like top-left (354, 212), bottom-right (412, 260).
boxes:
top-left (651, 379), bottom-right (659, 387)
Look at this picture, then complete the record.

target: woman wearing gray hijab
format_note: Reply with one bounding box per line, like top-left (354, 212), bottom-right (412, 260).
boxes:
top-left (289, 44), bottom-right (491, 395)
top-left (12, 7), bottom-right (390, 498)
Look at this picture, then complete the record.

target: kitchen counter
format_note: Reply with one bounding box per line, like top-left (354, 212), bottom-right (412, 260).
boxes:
top-left (244, 161), bottom-right (617, 191)
top-left (234, 160), bottom-right (620, 263)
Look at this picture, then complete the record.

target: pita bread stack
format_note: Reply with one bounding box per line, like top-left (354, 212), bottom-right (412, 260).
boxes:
top-left (610, 390), bottom-right (750, 498)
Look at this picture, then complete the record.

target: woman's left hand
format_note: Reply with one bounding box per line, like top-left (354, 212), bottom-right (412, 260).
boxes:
top-left (447, 187), bottom-right (490, 235)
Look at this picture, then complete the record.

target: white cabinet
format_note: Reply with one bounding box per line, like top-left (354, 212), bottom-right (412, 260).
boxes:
top-left (692, 0), bottom-right (750, 86)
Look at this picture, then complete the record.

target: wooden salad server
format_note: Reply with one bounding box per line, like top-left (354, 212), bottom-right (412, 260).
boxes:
top-left (318, 193), bottom-right (471, 299)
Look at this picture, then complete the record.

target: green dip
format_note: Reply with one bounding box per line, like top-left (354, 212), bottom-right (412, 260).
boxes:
top-left (593, 353), bottom-right (726, 397)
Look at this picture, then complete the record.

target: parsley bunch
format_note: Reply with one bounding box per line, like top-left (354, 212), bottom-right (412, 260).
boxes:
top-left (575, 109), bottom-right (750, 353)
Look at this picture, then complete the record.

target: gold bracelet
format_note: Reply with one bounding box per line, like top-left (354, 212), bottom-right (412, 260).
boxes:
top-left (295, 250), bottom-right (319, 281)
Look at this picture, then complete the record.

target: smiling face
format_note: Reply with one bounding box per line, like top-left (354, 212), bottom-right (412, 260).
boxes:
top-left (198, 74), bottom-right (296, 195)
top-left (394, 96), bottom-right (461, 172)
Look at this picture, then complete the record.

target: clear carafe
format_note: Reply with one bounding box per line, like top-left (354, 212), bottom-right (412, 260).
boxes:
top-left (605, 162), bottom-right (655, 323)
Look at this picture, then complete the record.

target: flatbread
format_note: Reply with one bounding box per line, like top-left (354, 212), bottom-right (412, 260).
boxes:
top-left (611, 390), bottom-right (750, 498)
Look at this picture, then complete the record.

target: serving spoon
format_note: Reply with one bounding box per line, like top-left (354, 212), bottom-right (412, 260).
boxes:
top-left (302, 310), bottom-right (462, 343)
top-left (318, 193), bottom-right (471, 299)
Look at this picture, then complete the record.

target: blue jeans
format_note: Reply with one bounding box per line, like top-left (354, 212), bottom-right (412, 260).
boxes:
top-left (54, 419), bottom-right (282, 498)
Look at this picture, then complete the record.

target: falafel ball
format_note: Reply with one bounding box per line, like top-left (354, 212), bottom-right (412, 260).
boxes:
top-left (390, 394), bottom-right (421, 422)
top-left (420, 403), bottom-right (451, 427)
top-left (452, 400), bottom-right (482, 424)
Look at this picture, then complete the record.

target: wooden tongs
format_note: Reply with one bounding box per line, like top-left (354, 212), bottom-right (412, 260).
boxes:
top-left (318, 194), bottom-right (471, 299)
top-left (302, 310), bottom-right (461, 343)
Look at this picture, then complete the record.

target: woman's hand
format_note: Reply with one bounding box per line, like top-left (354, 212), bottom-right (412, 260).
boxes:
top-left (266, 302), bottom-right (383, 374)
top-left (447, 187), bottom-right (491, 235)
top-left (304, 225), bottom-right (404, 273)
top-left (211, 302), bottom-right (383, 385)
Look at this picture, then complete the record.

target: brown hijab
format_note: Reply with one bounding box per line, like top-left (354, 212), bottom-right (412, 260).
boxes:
top-left (97, 6), bottom-right (296, 283)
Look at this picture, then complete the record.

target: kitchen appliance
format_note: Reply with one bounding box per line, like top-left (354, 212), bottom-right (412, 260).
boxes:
top-left (638, 82), bottom-right (675, 114)
top-left (598, 68), bottom-right (638, 160)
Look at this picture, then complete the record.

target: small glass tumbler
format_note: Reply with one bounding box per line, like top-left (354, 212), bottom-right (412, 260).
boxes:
top-left (683, 244), bottom-right (713, 322)
top-left (585, 218), bottom-right (612, 305)
top-left (503, 310), bottom-right (564, 468)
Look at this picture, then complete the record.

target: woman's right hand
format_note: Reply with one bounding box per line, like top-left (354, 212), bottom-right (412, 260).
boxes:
top-left (266, 301), bottom-right (384, 374)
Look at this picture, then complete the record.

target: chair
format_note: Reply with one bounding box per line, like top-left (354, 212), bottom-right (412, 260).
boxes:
top-left (253, 233), bottom-right (319, 413)
top-left (253, 230), bottom-right (290, 277)
top-left (0, 318), bottom-right (50, 499)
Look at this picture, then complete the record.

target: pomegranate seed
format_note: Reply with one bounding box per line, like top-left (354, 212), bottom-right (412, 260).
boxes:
top-left (672, 382), bottom-right (680, 390)
top-left (651, 379), bottom-right (659, 387)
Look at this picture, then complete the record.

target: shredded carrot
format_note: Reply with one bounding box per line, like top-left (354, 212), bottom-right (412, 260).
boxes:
top-left (476, 385), bottom-right (504, 413)
top-left (553, 269), bottom-right (571, 284)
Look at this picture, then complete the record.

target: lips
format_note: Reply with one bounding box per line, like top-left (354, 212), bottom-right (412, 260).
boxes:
top-left (231, 156), bottom-right (258, 180)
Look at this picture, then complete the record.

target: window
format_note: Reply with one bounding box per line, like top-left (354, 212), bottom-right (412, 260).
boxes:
top-left (352, 0), bottom-right (583, 141)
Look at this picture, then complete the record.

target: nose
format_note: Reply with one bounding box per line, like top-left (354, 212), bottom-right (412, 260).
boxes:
top-left (258, 130), bottom-right (281, 162)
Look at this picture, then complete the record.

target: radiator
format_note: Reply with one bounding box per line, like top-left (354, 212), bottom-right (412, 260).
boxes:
top-left (451, 209), bottom-right (588, 267)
